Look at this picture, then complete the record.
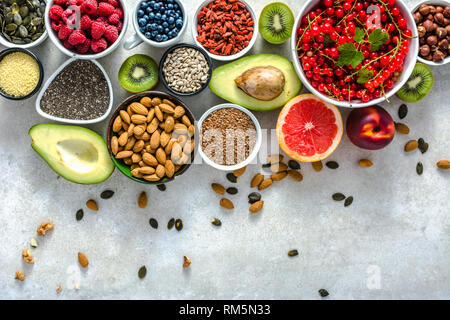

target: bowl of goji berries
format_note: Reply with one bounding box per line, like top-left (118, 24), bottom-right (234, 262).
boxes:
top-left (45, 0), bottom-right (128, 59)
top-left (193, 0), bottom-right (258, 61)
top-left (291, 0), bottom-right (419, 108)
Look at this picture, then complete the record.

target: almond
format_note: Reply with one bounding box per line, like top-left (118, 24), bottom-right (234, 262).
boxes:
top-left (133, 125), bottom-right (145, 136)
top-left (111, 136), bottom-right (119, 155)
top-left (174, 153), bottom-right (189, 166)
top-left (270, 162), bottom-right (288, 173)
top-left (183, 141), bottom-right (194, 154)
top-left (156, 164), bottom-right (165, 178)
top-left (233, 166), bottom-right (246, 177)
top-left (395, 122), bottom-right (410, 134)
top-left (138, 191), bottom-right (148, 208)
top-left (163, 99), bottom-right (175, 108)
top-left (174, 106), bottom-right (185, 118)
top-left (181, 115), bottom-right (192, 127)
top-left (131, 114), bottom-right (147, 125)
top-left (165, 116), bottom-right (175, 133)
top-left (249, 200), bottom-right (264, 213)
top-left (150, 130), bottom-right (160, 150)
top-left (211, 183), bottom-right (226, 194)
top-left (405, 140), bottom-right (419, 152)
top-left (86, 199), bottom-right (98, 211)
top-left (271, 171), bottom-right (287, 181)
top-left (188, 125), bottom-right (195, 137)
top-left (258, 178), bottom-right (273, 190)
top-left (250, 173), bottom-right (264, 188)
top-left (151, 97), bottom-right (162, 106)
top-left (115, 150), bottom-right (133, 159)
top-left (118, 132), bottom-right (128, 146)
top-left (130, 102), bottom-right (148, 115)
top-left (131, 168), bottom-right (143, 178)
top-left (267, 154), bottom-right (283, 163)
top-left (160, 131), bottom-right (171, 147)
top-left (78, 252), bottom-right (89, 268)
top-left (147, 108), bottom-right (155, 123)
top-left (125, 136), bottom-right (136, 151)
top-left (165, 139), bottom-right (176, 155)
top-left (220, 198), bottom-right (234, 210)
top-left (165, 160), bottom-right (175, 178)
top-left (143, 174), bottom-right (160, 182)
top-left (359, 159), bottom-right (373, 168)
top-left (437, 159), bottom-right (450, 169)
top-left (156, 147), bottom-right (166, 165)
top-left (143, 153), bottom-right (158, 167)
top-left (140, 97), bottom-right (152, 108)
top-left (288, 170), bottom-right (303, 181)
top-left (139, 166), bottom-right (155, 175)
top-left (127, 123), bottom-right (135, 136)
top-left (133, 140), bottom-right (145, 153)
top-left (135, 132), bottom-right (150, 141)
top-left (131, 153), bottom-right (141, 163)
top-left (312, 161), bottom-right (323, 172)
top-left (155, 105), bottom-right (163, 121)
top-left (171, 142), bottom-right (183, 161)
top-left (159, 103), bottom-right (175, 114)
top-left (119, 109), bottom-right (130, 124)
top-left (112, 115), bottom-right (122, 132)
top-left (174, 123), bottom-right (188, 135)
top-left (147, 117), bottom-right (159, 134)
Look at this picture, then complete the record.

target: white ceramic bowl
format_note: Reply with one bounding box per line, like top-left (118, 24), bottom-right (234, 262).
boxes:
top-left (124, 0), bottom-right (187, 49)
top-left (44, 0), bottom-right (128, 59)
top-left (0, 0), bottom-right (48, 49)
top-left (197, 103), bottom-right (262, 171)
top-left (413, 0), bottom-right (450, 66)
top-left (35, 58), bottom-right (113, 124)
top-left (290, 0), bottom-right (419, 108)
top-left (192, 0), bottom-right (258, 61)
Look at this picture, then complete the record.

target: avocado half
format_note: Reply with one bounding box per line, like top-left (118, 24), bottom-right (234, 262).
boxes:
top-left (209, 54), bottom-right (302, 111)
top-left (29, 124), bottom-right (114, 184)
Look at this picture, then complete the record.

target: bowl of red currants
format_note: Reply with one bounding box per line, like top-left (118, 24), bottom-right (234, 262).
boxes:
top-left (291, 0), bottom-right (419, 107)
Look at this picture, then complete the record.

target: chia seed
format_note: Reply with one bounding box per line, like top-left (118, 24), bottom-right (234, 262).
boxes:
top-left (40, 60), bottom-right (109, 120)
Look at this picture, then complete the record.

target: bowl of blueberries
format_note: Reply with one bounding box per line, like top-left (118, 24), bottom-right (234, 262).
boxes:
top-left (124, 0), bottom-right (186, 49)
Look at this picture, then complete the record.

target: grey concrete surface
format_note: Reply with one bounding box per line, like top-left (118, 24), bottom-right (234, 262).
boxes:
top-left (0, 0), bottom-right (449, 300)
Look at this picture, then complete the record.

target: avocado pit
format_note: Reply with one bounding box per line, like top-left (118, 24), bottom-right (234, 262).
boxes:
top-left (234, 66), bottom-right (285, 101)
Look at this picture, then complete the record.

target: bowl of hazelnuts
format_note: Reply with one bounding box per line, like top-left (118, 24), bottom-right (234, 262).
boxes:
top-left (413, 1), bottom-right (450, 65)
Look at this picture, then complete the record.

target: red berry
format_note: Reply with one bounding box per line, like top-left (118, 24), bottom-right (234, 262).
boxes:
top-left (91, 38), bottom-right (108, 53)
top-left (391, 7), bottom-right (400, 16)
top-left (80, 15), bottom-right (93, 30)
top-left (68, 30), bottom-right (86, 46)
top-left (77, 39), bottom-right (92, 54)
top-left (104, 25), bottom-right (119, 43)
top-left (335, 8), bottom-right (344, 18)
top-left (98, 2), bottom-right (115, 17)
top-left (323, 0), bottom-right (333, 7)
top-left (51, 20), bottom-right (63, 31)
top-left (58, 24), bottom-right (73, 40)
top-left (81, 0), bottom-right (98, 15)
top-left (108, 0), bottom-right (119, 7)
top-left (343, 2), bottom-right (352, 11)
top-left (108, 13), bottom-right (120, 25)
top-left (48, 5), bottom-right (63, 20)
top-left (91, 21), bottom-right (106, 40)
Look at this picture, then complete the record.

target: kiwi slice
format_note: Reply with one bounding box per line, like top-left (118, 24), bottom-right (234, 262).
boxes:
top-left (118, 54), bottom-right (158, 93)
top-left (396, 63), bottom-right (433, 103)
top-left (259, 2), bottom-right (294, 44)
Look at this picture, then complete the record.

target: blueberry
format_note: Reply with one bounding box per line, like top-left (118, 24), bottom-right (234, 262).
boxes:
top-left (161, 35), bottom-right (168, 41)
top-left (164, 27), bottom-right (170, 34)
top-left (139, 26), bottom-right (146, 33)
top-left (157, 25), bottom-right (163, 33)
top-left (176, 19), bottom-right (183, 28)
top-left (145, 7), bottom-right (152, 14)
top-left (150, 23), bottom-right (158, 31)
top-left (138, 18), bottom-right (147, 27)
top-left (149, 0), bottom-right (155, 6)
top-left (151, 30), bottom-right (158, 37)
top-left (172, 28), bottom-right (178, 35)
top-left (137, 9), bottom-right (145, 17)
top-left (145, 32), bottom-right (152, 39)
top-left (173, 4), bottom-right (178, 10)
top-left (168, 16), bottom-right (174, 24)
top-left (162, 21), bottom-right (169, 28)
top-left (140, 2), bottom-right (148, 10)
top-left (167, 3), bottom-right (173, 9)
top-left (148, 12), bottom-right (155, 20)
top-left (155, 12), bottom-right (161, 20)
top-left (154, 3), bottom-right (160, 10)
top-left (155, 34), bottom-right (163, 42)
top-left (167, 0), bottom-right (173, 3)
top-left (161, 14), bottom-right (167, 21)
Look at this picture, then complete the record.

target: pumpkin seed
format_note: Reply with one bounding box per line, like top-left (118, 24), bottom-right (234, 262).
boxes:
top-left (326, 161), bottom-right (339, 169)
top-left (398, 104), bottom-right (408, 119)
top-left (30, 237), bottom-right (38, 248)
top-left (418, 138), bottom-right (428, 154)
top-left (318, 289), bottom-right (329, 297)
top-left (226, 173), bottom-right (237, 183)
top-left (100, 190), bottom-right (114, 199)
top-left (157, 184), bottom-right (166, 191)
top-left (288, 249), bottom-right (298, 257)
top-left (76, 209), bottom-right (84, 221)
top-left (344, 196), bottom-right (353, 207)
top-left (332, 193), bottom-right (346, 201)
top-left (288, 160), bottom-right (300, 170)
top-left (248, 192), bottom-right (261, 204)
top-left (138, 266), bottom-right (147, 279)
top-left (262, 163), bottom-right (271, 168)
top-left (211, 218), bottom-right (222, 226)
top-left (416, 162), bottom-right (423, 175)
top-left (149, 218), bottom-right (158, 229)
top-left (167, 218), bottom-right (175, 230)
top-left (175, 219), bottom-right (183, 231)
top-left (226, 187), bottom-right (238, 195)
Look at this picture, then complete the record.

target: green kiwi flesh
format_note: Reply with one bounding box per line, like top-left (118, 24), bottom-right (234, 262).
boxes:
top-left (259, 2), bottom-right (294, 44)
top-left (118, 54), bottom-right (159, 93)
top-left (396, 63), bottom-right (433, 103)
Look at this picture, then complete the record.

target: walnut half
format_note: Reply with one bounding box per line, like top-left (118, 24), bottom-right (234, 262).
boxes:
top-left (22, 249), bottom-right (34, 264)
top-left (37, 222), bottom-right (54, 236)
top-left (15, 271), bottom-right (25, 281)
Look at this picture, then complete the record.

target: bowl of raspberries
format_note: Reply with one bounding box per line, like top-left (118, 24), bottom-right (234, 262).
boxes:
top-left (45, 0), bottom-right (128, 58)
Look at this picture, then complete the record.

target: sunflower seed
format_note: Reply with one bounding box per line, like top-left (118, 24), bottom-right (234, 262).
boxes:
top-left (318, 289), bottom-right (329, 297)
top-left (76, 209), bottom-right (84, 221)
top-left (167, 218), bottom-right (175, 230)
top-left (226, 173), bottom-right (237, 183)
top-left (344, 196), bottom-right (353, 207)
top-left (30, 238), bottom-right (38, 248)
top-left (149, 218), bottom-right (158, 229)
top-left (138, 266), bottom-right (147, 279)
top-left (326, 161), bottom-right (339, 169)
top-left (288, 160), bottom-right (300, 170)
top-left (248, 192), bottom-right (261, 204)
top-left (416, 162), bottom-right (423, 175)
top-left (288, 249), bottom-right (298, 257)
top-left (175, 219), bottom-right (183, 231)
top-left (226, 187), bottom-right (238, 195)
top-left (211, 218), bottom-right (222, 226)
top-left (332, 193), bottom-right (346, 201)
top-left (157, 184), bottom-right (166, 191)
top-left (398, 104), bottom-right (408, 119)
top-left (100, 190), bottom-right (114, 199)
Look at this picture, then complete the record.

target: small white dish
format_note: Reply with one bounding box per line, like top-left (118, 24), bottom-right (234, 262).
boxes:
top-left (413, 0), bottom-right (450, 66)
top-left (44, 0), bottom-right (128, 59)
top-left (192, 0), bottom-right (258, 61)
top-left (197, 103), bottom-right (262, 171)
top-left (124, 0), bottom-right (187, 50)
top-left (35, 58), bottom-right (113, 124)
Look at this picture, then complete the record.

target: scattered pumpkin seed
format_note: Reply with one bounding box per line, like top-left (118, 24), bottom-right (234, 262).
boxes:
top-left (418, 138), bottom-right (429, 154)
top-left (76, 209), bottom-right (84, 221)
top-left (318, 289), bottom-right (329, 297)
top-left (100, 190), bottom-right (114, 199)
top-left (138, 266), bottom-right (147, 279)
top-left (226, 187), bottom-right (238, 195)
top-left (149, 218), bottom-right (158, 229)
top-left (211, 183), bottom-right (226, 194)
top-left (233, 166), bottom-right (246, 177)
top-left (262, 163), bottom-right (271, 168)
top-left (30, 238), bottom-right (38, 248)
top-left (86, 199), bottom-right (98, 211)
top-left (157, 184), bottom-right (166, 191)
top-left (248, 192), bottom-right (261, 204)
top-left (312, 161), bottom-right (323, 172)
top-left (395, 122), bottom-right (410, 134)
top-left (326, 161), bottom-right (339, 169)
top-left (211, 218), bottom-right (222, 226)
top-left (344, 196), bottom-right (353, 207)
top-left (226, 173), bottom-right (237, 183)
top-left (175, 219), bottom-right (183, 231)
top-left (398, 104), bottom-right (408, 119)
top-left (416, 162), bottom-right (423, 175)
top-left (288, 249), bottom-right (298, 257)
top-left (288, 160), bottom-right (300, 170)
top-left (332, 193), bottom-right (346, 201)
top-left (167, 218), bottom-right (175, 230)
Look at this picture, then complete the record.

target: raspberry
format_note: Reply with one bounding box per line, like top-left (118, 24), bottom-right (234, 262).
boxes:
top-left (91, 21), bottom-right (105, 39)
top-left (58, 24), bottom-right (73, 40)
top-left (49, 5), bottom-right (63, 20)
top-left (76, 39), bottom-right (91, 54)
top-left (68, 29), bottom-right (86, 46)
top-left (107, 13), bottom-right (120, 25)
top-left (107, 0), bottom-right (119, 7)
top-left (116, 20), bottom-right (123, 32)
top-left (81, 0), bottom-right (98, 16)
top-left (114, 8), bottom-right (123, 19)
top-left (96, 16), bottom-right (108, 25)
top-left (104, 25), bottom-right (118, 43)
top-left (63, 39), bottom-right (74, 50)
top-left (91, 38), bottom-right (108, 53)
top-left (53, 0), bottom-right (67, 5)
top-left (51, 20), bottom-right (63, 31)
top-left (98, 2), bottom-right (114, 17)
top-left (80, 15), bottom-right (93, 30)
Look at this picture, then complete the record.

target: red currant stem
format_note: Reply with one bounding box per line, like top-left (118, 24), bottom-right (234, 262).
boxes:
top-left (296, 11), bottom-right (327, 50)
top-left (380, 84), bottom-right (390, 103)
top-left (348, 84), bottom-right (351, 103)
top-left (349, 46), bottom-right (397, 78)
top-left (322, 54), bottom-right (337, 64)
top-left (324, 86), bottom-right (339, 100)
top-left (337, 1), bottom-right (358, 26)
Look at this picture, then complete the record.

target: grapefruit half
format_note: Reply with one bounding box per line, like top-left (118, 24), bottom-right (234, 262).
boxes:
top-left (276, 94), bottom-right (343, 162)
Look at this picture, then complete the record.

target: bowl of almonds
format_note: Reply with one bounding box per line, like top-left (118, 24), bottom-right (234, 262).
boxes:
top-left (106, 91), bottom-right (195, 184)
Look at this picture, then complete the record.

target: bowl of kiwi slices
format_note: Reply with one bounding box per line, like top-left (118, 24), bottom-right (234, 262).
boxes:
top-left (118, 54), bottom-right (159, 93)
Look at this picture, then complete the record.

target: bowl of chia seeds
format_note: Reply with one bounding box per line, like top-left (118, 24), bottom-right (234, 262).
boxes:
top-left (35, 58), bottom-right (113, 124)
top-left (159, 43), bottom-right (212, 96)
top-left (197, 103), bottom-right (262, 171)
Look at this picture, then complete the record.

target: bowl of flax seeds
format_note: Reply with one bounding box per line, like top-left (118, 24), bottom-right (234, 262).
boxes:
top-left (198, 103), bottom-right (262, 171)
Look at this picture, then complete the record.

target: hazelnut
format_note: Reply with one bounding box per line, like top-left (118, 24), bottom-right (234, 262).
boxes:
top-left (420, 36), bottom-right (426, 45)
top-left (438, 38), bottom-right (449, 51)
top-left (423, 19), bottom-right (434, 32)
top-left (435, 13), bottom-right (445, 25)
top-left (419, 4), bottom-right (431, 15)
top-left (425, 54), bottom-right (433, 60)
top-left (417, 25), bottom-right (427, 37)
top-left (414, 12), bottom-right (423, 24)
top-left (436, 6), bottom-right (444, 14)
top-left (420, 44), bottom-right (431, 57)
top-left (427, 14), bottom-right (434, 21)
top-left (444, 6), bottom-right (450, 18)
top-left (445, 18), bottom-right (450, 26)
top-left (427, 35), bottom-right (438, 46)
top-left (433, 23), bottom-right (439, 31)
top-left (437, 27), bottom-right (447, 38)
top-left (429, 6), bottom-right (436, 14)
top-left (433, 50), bottom-right (446, 62)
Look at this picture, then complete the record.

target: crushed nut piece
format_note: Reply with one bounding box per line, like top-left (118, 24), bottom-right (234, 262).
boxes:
top-left (22, 249), bottom-right (34, 264)
top-left (56, 285), bottom-right (62, 293)
top-left (183, 255), bottom-right (191, 268)
top-left (37, 222), bottom-right (54, 236)
top-left (15, 271), bottom-right (25, 281)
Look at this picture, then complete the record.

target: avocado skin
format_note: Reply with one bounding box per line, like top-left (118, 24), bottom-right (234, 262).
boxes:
top-left (209, 54), bottom-right (302, 111)
top-left (29, 124), bottom-right (114, 185)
